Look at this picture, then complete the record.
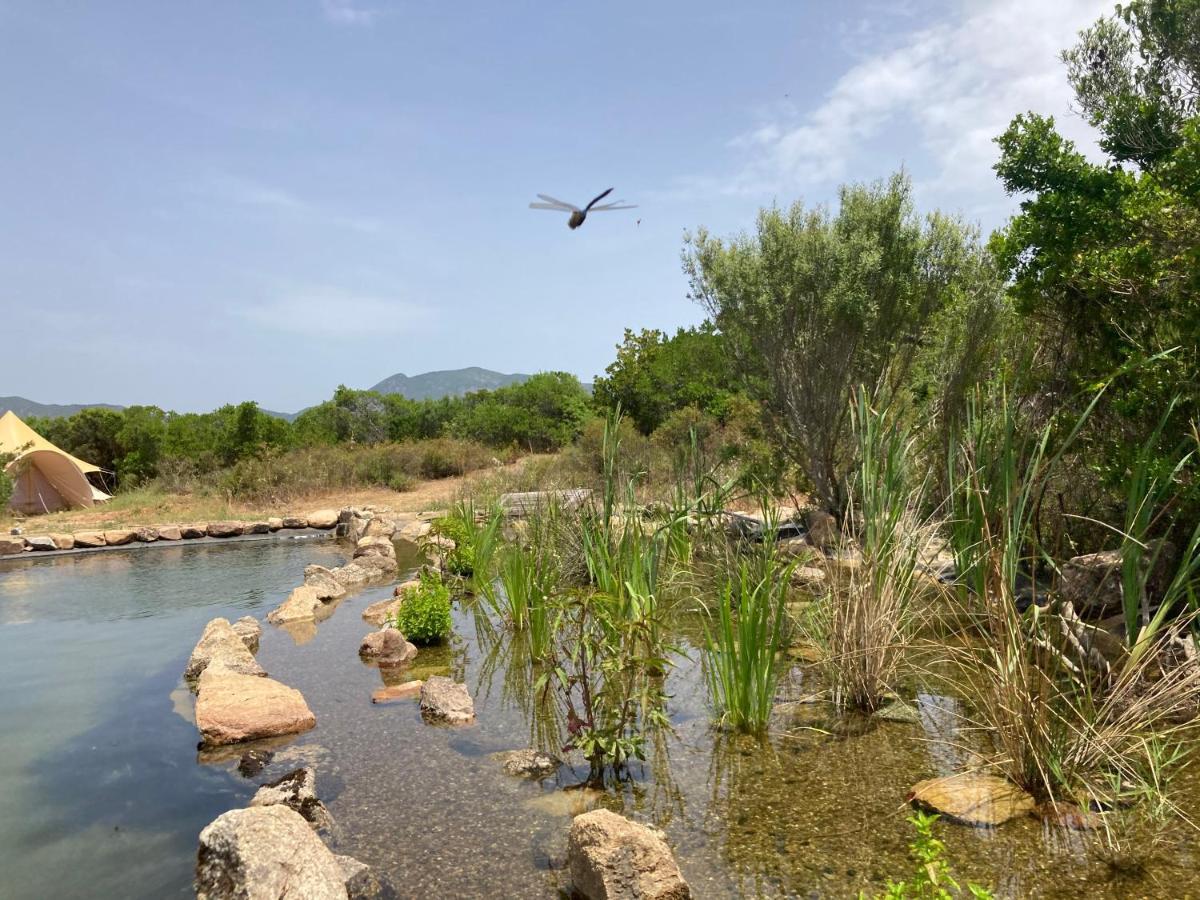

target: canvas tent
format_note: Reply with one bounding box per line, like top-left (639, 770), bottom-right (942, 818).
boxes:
top-left (0, 411), bottom-right (112, 513)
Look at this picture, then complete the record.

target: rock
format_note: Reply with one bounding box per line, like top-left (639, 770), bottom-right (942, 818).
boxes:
top-left (371, 681), bottom-right (423, 703)
top-left (359, 627), bottom-right (418, 666)
top-left (267, 585), bottom-right (323, 625)
top-left (907, 773), bottom-right (1036, 826)
top-left (336, 855), bottom-right (396, 900)
top-left (0, 536), bottom-right (24, 555)
top-left (362, 597), bottom-right (404, 627)
top-left (805, 509), bottom-right (840, 550)
top-left (496, 748), bottom-right (562, 779)
top-left (73, 531), bottom-right (107, 548)
top-left (104, 528), bottom-right (137, 546)
top-left (790, 565), bottom-right (827, 588)
top-left (250, 766), bottom-right (335, 832)
top-left (1034, 801), bottom-right (1102, 831)
top-left (195, 668), bottom-right (316, 746)
top-left (332, 563), bottom-right (372, 588)
top-left (355, 554), bottom-right (398, 577)
top-left (308, 509), bottom-right (339, 530)
top-left (397, 519), bottom-right (431, 542)
top-left (157, 524), bottom-right (182, 541)
top-left (244, 521), bottom-right (271, 535)
top-left (185, 618), bottom-right (266, 681)
top-left (568, 809), bottom-right (691, 900)
top-left (48, 532), bottom-right (74, 550)
top-left (281, 515), bottom-right (308, 529)
top-left (237, 748), bottom-right (275, 778)
top-left (207, 521), bottom-right (244, 538)
top-left (268, 517), bottom-right (284, 531)
top-left (1059, 544), bottom-right (1175, 618)
top-left (135, 526), bottom-right (159, 543)
top-left (524, 787), bottom-right (603, 818)
top-left (232, 616), bottom-right (262, 653)
top-left (363, 517), bottom-right (396, 539)
top-left (180, 524), bottom-right (207, 539)
top-left (777, 536), bottom-right (814, 560)
top-left (419, 676), bottom-right (475, 725)
top-left (195, 805), bottom-right (348, 900)
top-left (304, 564), bottom-right (348, 601)
top-left (345, 514), bottom-right (372, 544)
top-left (393, 577), bottom-right (419, 597)
top-left (25, 534), bottom-right (57, 551)
top-left (354, 536), bottom-right (396, 560)
top-left (875, 699), bottom-right (921, 724)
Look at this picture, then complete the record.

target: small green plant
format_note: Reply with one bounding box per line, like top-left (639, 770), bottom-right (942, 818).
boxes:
top-left (391, 570), bottom-right (453, 644)
top-left (868, 811), bottom-right (993, 899)
top-left (430, 513), bottom-right (475, 576)
top-left (703, 555), bottom-right (792, 733)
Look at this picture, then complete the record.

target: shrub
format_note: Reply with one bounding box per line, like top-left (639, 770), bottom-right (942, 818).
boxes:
top-left (391, 570), bottom-right (452, 645)
top-left (429, 514), bottom-right (475, 576)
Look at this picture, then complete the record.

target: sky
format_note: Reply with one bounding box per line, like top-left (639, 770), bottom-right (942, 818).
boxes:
top-left (0, 0), bottom-right (1111, 413)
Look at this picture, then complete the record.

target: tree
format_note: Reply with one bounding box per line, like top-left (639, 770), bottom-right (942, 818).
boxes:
top-left (453, 372), bottom-right (591, 451)
top-left (684, 172), bottom-right (1003, 512)
top-left (592, 323), bottom-right (737, 435)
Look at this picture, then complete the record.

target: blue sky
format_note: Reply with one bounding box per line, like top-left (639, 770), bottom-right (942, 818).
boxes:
top-left (0, 0), bottom-right (1108, 413)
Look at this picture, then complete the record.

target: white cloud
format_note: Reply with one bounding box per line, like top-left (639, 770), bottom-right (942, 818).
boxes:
top-left (321, 0), bottom-right (377, 26)
top-left (200, 174), bottom-right (383, 234)
top-left (714, 0), bottom-right (1111, 220)
top-left (235, 289), bottom-right (431, 339)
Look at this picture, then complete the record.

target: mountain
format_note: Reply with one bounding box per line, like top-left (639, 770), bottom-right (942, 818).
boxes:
top-left (0, 396), bottom-right (124, 419)
top-left (368, 367), bottom-right (531, 400)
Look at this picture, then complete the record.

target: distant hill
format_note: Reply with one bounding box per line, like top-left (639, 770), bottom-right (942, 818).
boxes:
top-left (369, 367), bottom-right (531, 400)
top-left (0, 396), bottom-right (124, 419)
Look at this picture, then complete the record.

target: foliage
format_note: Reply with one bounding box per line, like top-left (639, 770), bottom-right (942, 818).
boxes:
top-left (430, 512), bottom-right (476, 577)
top-left (869, 811), bottom-right (993, 900)
top-left (703, 552), bottom-right (792, 733)
top-left (592, 323), bottom-right (738, 435)
top-left (451, 372), bottom-right (592, 452)
top-left (0, 449), bottom-right (17, 510)
top-left (391, 569), bottom-right (453, 645)
top-left (685, 171), bottom-right (1005, 513)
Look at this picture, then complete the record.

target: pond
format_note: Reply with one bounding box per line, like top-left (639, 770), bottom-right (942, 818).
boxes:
top-left (0, 536), bottom-right (1196, 898)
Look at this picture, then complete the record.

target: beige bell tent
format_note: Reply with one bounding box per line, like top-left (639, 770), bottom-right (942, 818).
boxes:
top-left (0, 411), bottom-right (112, 513)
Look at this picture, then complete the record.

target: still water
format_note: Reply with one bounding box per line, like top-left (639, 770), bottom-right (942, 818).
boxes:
top-left (1, 537), bottom-right (1197, 898)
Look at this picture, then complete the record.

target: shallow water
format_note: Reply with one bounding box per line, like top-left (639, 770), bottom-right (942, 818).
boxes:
top-left (1, 538), bottom-right (1198, 898)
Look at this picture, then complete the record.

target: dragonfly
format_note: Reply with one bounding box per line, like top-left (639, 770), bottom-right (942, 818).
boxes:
top-left (528, 187), bottom-right (637, 229)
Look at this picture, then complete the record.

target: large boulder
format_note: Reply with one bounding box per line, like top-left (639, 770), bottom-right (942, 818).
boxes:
top-left (104, 528), bottom-right (137, 546)
top-left (307, 510), bottom-right (339, 530)
top-left (358, 627), bottom-right (418, 666)
top-left (304, 565), bottom-right (348, 601)
top-left (73, 531), bottom-right (107, 548)
top-left (135, 526), bottom-right (160, 543)
top-left (907, 773), bottom-right (1036, 826)
top-left (195, 668), bottom-right (316, 747)
top-left (281, 516), bottom-right (308, 529)
top-left (419, 676), bottom-right (475, 725)
top-left (397, 519), bottom-right (432, 542)
top-left (568, 809), bottom-right (691, 900)
top-left (158, 524), bottom-right (182, 541)
top-left (185, 618), bottom-right (266, 681)
top-left (180, 524), bottom-right (207, 539)
top-left (267, 586), bottom-right (323, 625)
top-left (331, 563), bottom-right (373, 588)
top-left (207, 521), bottom-right (244, 539)
top-left (267, 517), bottom-right (284, 532)
top-left (353, 536), bottom-right (396, 560)
top-left (354, 554), bottom-right (399, 578)
top-left (363, 517), bottom-right (396, 539)
top-left (249, 766), bottom-right (334, 832)
top-left (244, 521), bottom-right (271, 535)
top-left (195, 805), bottom-right (347, 900)
top-left (25, 534), bottom-right (57, 551)
top-left (48, 532), bottom-right (74, 550)
top-left (232, 616), bottom-right (262, 654)
top-left (0, 536), bottom-right (24, 555)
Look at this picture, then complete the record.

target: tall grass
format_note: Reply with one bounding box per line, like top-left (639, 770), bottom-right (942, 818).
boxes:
top-left (812, 389), bottom-right (933, 712)
top-left (703, 557), bottom-right (792, 733)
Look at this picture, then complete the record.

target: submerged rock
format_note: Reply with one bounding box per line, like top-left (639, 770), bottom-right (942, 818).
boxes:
top-left (237, 748), bottom-right (275, 778)
top-left (874, 699), bottom-right (921, 725)
top-left (185, 618), bottom-right (266, 682)
top-left (250, 766), bottom-right (335, 833)
top-left (568, 809), bottom-right (691, 900)
top-left (524, 786), bottom-right (603, 818)
top-left (336, 855), bottom-right (397, 900)
top-left (1034, 801), bottom-right (1102, 831)
top-left (419, 676), bottom-right (475, 725)
top-left (907, 773), bottom-right (1035, 826)
top-left (359, 627), bottom-right (418, 666)
top-left (195, 805), bottom-right (348, 900)
top-left (195, 668), bottom-right (316, 747)
top-left (496, 748), bottom-right (561, 779)
top-left (266, 585), bottom-right (322, 625)
top-left (371, 681), bottom-right (423, 704)
top-left (304, 564), bottom-right (348, 601)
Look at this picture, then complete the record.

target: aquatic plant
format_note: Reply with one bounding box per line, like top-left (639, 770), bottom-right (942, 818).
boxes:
top-left (869, 811), bottom-right (993, 899)
top-left (391, 569), bottom-right (453, 645)
top-left (812, 389), bottom-right (933, 712)
top-left (702, 556), bottom-right (792, 733)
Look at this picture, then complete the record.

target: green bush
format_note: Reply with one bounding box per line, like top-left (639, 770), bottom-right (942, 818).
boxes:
top-left (391, 570), bottom-right (453, 645)
top-left (430, 514), bottom-right (475, 576)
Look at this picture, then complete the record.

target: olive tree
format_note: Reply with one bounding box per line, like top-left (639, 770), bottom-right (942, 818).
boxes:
top-left (683, 172), bottom-right (1004, 513)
